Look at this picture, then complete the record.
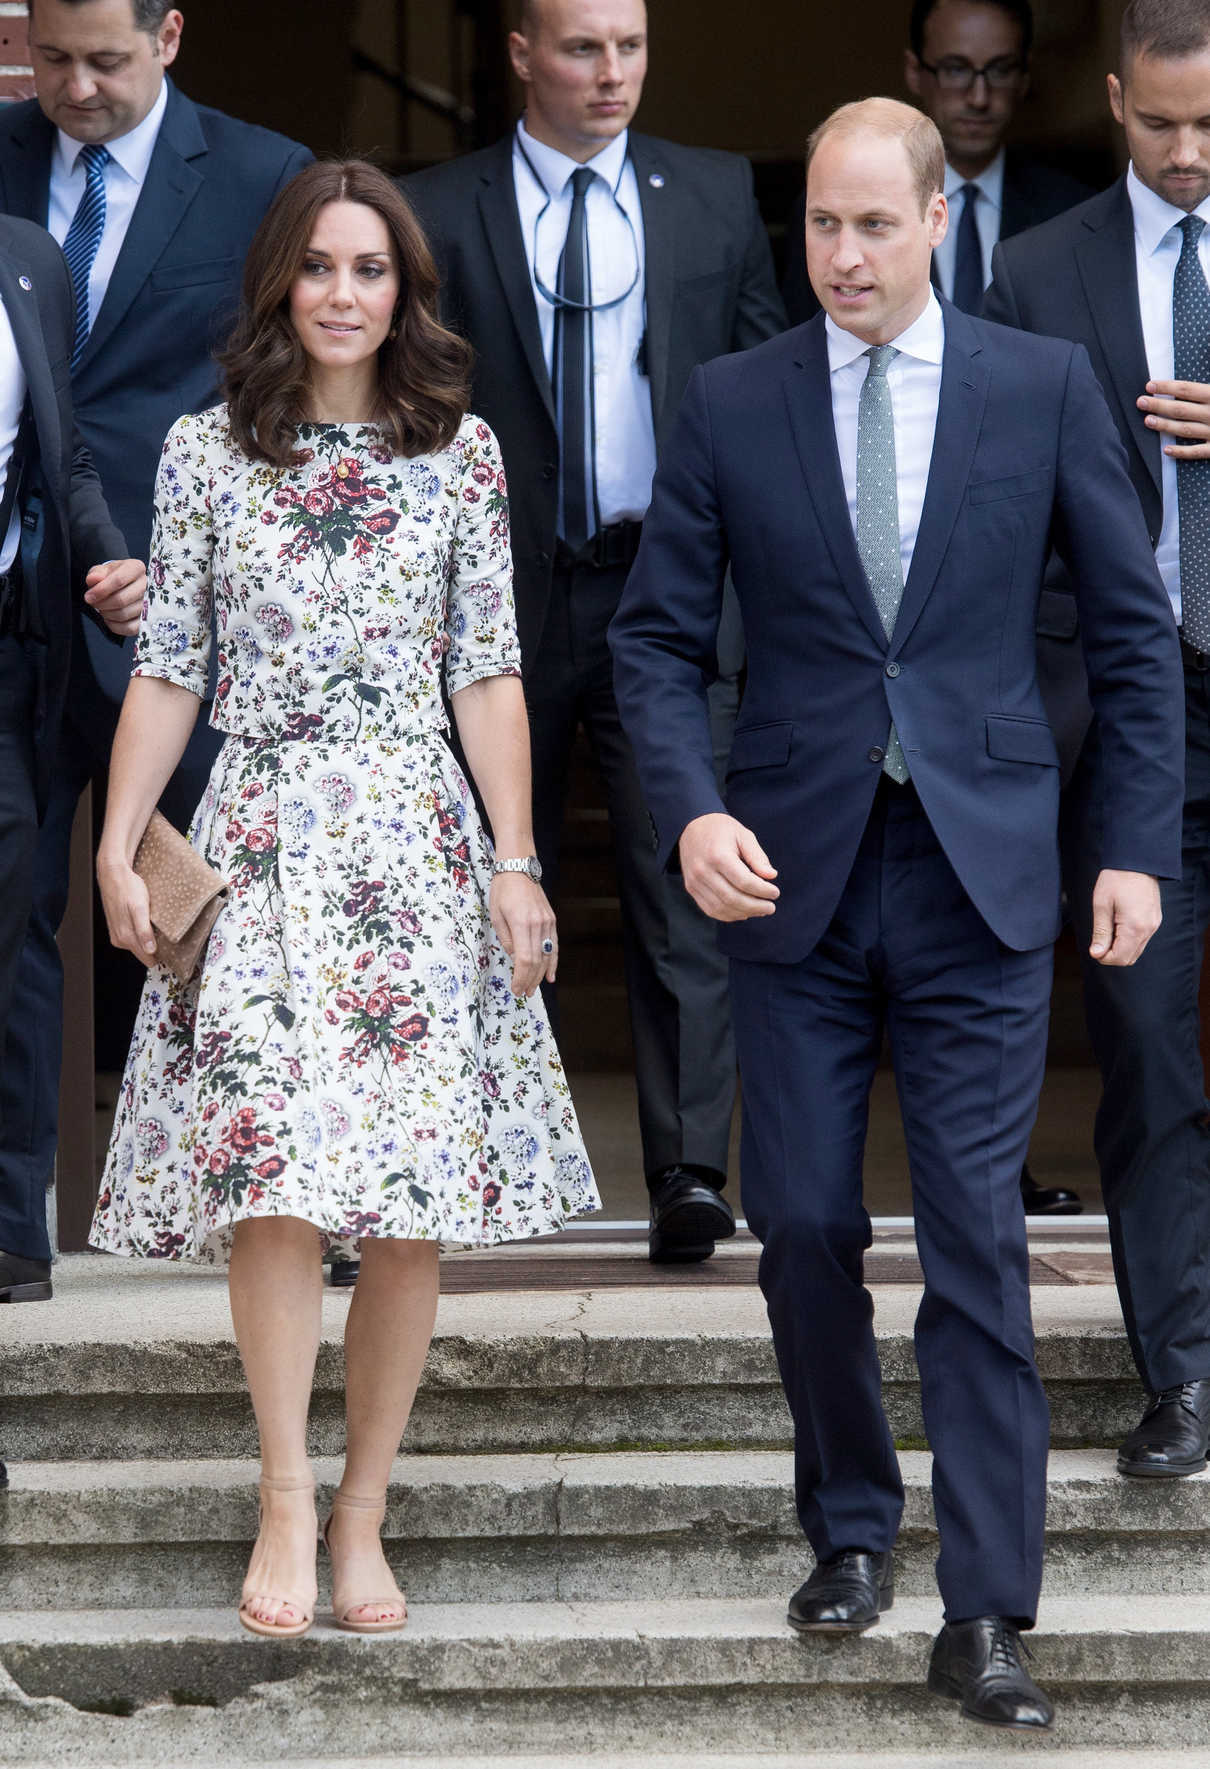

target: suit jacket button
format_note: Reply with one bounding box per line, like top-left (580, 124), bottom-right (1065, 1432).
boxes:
top-left (885, 661), bottom-right (900, 678)
top-left (536, 550), bottom-right (550, 567)
top-left (542, 463), bottom-right (557, 480)
top-left (868, 746), bottom-right (885, 764)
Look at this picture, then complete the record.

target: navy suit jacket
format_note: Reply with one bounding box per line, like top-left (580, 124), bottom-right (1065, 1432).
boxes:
top-left (984, 176), bottom-right (1163, 774)
top-left (609, 300), bottom-right (1184, 963)
top-left (405, 132), bottom-right (786, 668)
top-left (0, 217), bottom-right (126, 807)
top-left (0, 79), bottom-right (311, 702)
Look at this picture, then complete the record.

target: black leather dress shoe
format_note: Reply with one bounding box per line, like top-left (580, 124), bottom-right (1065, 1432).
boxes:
top-left (647, 1165), bottom-right (735, 1264)
top-left (328, 1260), bottom-right (360, 1288)
top-left (0, 1251), bottom-right (52, 1303)
top-left (1118, 1378), bottom-right (1210, 1477)
top-left (928, 1617), bottom-right (1054, 1730)
top-left (787, 1550), bottom-right (894, 1633)
top-left (1019, 1161), bottom-right (1082, 1215)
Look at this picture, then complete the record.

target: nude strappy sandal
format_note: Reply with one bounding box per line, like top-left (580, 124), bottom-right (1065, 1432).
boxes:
top-left (238, 1473), bottom-right (318, 1640)
top-left (322, 1489), bottom-right (408, 1634)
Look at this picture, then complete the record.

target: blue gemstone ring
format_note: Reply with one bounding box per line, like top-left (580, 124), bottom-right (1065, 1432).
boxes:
top-left (541, 938), bottom-right (554, 955)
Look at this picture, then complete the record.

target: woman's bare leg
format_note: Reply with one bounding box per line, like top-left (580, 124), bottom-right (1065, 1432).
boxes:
top-left (228, 1215), bottom-right (324, 1627)
top-left (328, 1237), bottom-right (440, 1624)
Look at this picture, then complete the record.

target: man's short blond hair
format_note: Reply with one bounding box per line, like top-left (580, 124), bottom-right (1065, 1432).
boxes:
top-left (806, 98), bottom-right (946, 217)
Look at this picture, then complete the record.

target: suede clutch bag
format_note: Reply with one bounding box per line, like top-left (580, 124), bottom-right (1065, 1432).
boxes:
top-left (132, 809), bottom-right (229, 982)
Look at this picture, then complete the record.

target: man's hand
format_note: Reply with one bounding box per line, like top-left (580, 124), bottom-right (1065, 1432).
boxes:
top-left (84, 558), bottom-right (145, 636)
top-left (679, 812), bottom-right (779, 922)
top-left (1089, 869), bottom-right (1161, 967)
top-left (1138, 379), bottom-right (1210, 460)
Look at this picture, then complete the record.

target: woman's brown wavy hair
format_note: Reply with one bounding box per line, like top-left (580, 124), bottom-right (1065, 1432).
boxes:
top-left (220, 160), bottom-right (472, 468)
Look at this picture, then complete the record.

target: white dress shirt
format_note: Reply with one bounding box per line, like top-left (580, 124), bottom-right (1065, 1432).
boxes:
top-left (0, 297), bottom-right (28, 573)
top-left (513, 116), bottom-right (656, 528)
top-left (46, 78), bottom-right (168, 337)
top-left (933, 151), bottom-right (1005, 300)
top-left (826, 291), bottom-right (945, 583)
top-left (1127, 162), bottom-right (1210, 624)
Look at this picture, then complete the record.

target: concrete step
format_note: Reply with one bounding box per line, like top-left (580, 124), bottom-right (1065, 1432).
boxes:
top-left (0, 1261), bottom-right (1145, 1461)
top-left (2, 1597), bottom-right (1210, 1761)
top-left (2, 1449), bottom-right (1207, 1610)
top-left (14, 1757), bottom-right (1210, 1769)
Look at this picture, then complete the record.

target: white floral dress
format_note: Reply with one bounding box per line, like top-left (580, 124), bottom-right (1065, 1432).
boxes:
top-left (91, 406), bottom-right (599, 1264)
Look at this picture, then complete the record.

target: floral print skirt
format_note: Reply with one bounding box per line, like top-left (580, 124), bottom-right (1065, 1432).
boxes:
top-left (92, 727), bottom-right (599, 1264)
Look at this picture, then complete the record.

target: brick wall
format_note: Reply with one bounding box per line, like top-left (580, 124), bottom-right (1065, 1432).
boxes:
top-left (0, 2), bottom-right (33, 103)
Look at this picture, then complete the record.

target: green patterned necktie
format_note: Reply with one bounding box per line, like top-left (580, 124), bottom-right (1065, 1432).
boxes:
top-left (856, 344), bottom-right (910, 783)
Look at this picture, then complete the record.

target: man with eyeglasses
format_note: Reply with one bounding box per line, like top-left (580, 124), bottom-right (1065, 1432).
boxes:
top-left (784, 0), bottom-right (1090, 343)
top-left (404, 0), bottom-right (785, 1264)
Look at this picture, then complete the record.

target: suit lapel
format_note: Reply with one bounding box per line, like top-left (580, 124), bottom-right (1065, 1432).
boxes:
top-left (78, 81), bottom-right (206, 371)
top-left (999, 155), bottom-right (1034, 239)
top-left (630, 133), bottom-right (673, 431)
top-left (477, 137), bottom-right (555, 427)
top-left (1072, 179), bottom-right (1161, 501)
top-left (891, 300), bottom-right (989, 653)
top-left (0, 244), bottom-right (59, 486)
top-left (784, 318), bottom-right (887, 651)
top-left (0, 104), bottom-right (54, 225)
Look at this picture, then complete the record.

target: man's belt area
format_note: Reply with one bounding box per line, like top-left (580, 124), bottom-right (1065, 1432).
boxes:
top-left (554, 519), bottom-right (643, 572)
top-left (1181, 631), bottom-right (1210, 673)
top-left (0, 565), bottom-right (25, 639)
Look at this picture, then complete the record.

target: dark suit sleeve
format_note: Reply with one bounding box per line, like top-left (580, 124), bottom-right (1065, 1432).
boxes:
top-left (731, 159), bottom-right (787, 349)
top-left (982, 241), bottom-right (1023, 328)
top-left (271, 143), bottom-right (315, 197)
top-left (609, 365), bottom-right (732, 868)
top-left (1051, 343), bottom-right (1184, 877)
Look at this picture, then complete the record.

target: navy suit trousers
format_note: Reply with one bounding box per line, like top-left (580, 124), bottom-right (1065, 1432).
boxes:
top-left (1065, 658), bottom-right (1210, 1392)
top-left (730, 780), bottom-right (1053, 1625)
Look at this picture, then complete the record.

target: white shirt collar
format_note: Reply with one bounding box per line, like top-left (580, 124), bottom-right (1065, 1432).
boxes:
top-left (53, 77), bottom-right (167, 187)
top-left (943, 149), bottom-right (1005, 213)
top-left (515, 114), bottom-right (630, 201)
top-left (825, 288), bottom-right (946, 374)
top-left (1127, 161), bottom-right (1210, 256)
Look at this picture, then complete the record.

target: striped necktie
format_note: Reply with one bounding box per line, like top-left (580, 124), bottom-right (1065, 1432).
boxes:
top-left (61, 143), bottom-right (110, 369)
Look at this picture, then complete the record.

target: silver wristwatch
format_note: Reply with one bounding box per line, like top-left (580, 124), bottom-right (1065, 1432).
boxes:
top-left (492, 855), bottom-right (543, 882)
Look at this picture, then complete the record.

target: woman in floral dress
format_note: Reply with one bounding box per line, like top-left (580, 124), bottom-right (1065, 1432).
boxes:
top-left (93, 162), bottom-right (598, 1639)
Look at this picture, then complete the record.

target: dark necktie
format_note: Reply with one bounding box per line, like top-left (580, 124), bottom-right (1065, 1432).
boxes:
top-left (555, 166), bottom-right (596, 551)
top-left (951, 182), bottom-right (984, 314)
top-left (62, 142), bottom-right (110, 369)
top-left (1174, 213), bottom-right (1210, 650)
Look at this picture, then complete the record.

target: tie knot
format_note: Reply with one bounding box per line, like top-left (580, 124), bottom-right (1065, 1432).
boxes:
top-left (80, 142), bottom-right (109, 175)
top-left (961, 181), bottom-right (980, 203)
top-left (1180, 213), bottom-right (1206, 250)
top-left (865, 344), bottom-right (898, 378)
top-left (569, 166), bottom-right (595, 201)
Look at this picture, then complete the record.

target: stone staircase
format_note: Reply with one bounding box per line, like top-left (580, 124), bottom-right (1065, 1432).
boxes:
top-left (3, 1255), bottom-right (1210, 1763)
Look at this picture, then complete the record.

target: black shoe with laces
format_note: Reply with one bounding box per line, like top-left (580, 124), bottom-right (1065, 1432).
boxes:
top-left (1118, 1378), bottom-right (1210, 1477)
top-left (928, 1616), bottom-right (1054, 1730)
top-left (787, 1549), bottom-right (894, 1633)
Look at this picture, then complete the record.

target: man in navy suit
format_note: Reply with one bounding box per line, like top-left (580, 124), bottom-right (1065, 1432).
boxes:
top-left (0, 0), bottom-right (310, 1299)
top-left (0, 214), bottom-right (143, 1301)
top-left (985, 0), bottom-right (1210, 1479)
top-left (611, 99), bottom-right (1183, 1728)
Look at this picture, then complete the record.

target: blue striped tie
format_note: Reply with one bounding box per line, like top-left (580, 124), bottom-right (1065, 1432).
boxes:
top-left (61, 143), bottom-right (110, 369)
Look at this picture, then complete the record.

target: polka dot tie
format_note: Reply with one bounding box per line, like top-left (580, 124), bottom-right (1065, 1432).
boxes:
top-left (1175, 214), bottom-right (1210, 651)
top-left (856, 344), bottom-right (909, 783)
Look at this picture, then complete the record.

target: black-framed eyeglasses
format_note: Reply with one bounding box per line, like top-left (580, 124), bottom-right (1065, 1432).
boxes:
top-left (917, 55), bottom-right (1025, 91)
